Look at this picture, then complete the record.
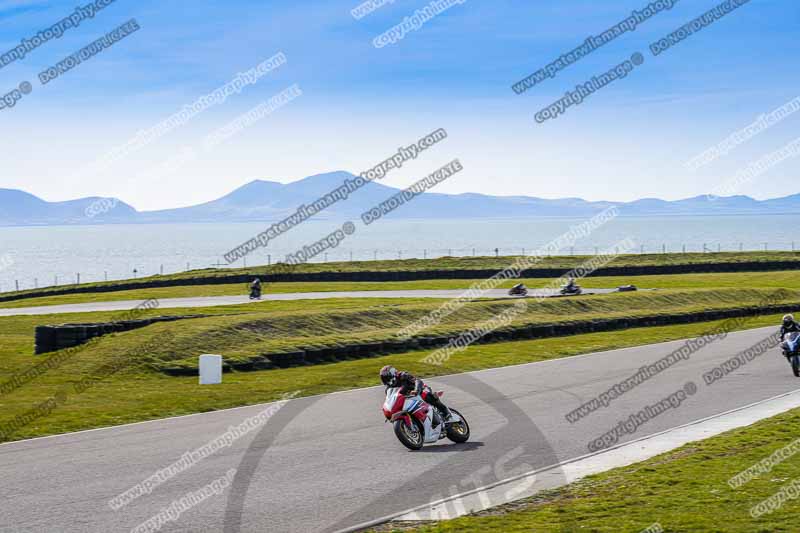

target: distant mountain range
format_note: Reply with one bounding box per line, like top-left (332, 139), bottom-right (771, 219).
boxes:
top-left (2, 171), bottom-right (799, 226)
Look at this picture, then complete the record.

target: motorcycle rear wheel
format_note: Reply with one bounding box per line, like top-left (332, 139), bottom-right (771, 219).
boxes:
top-left (394, 417), bottom-right (425, 450)
top-left (445, 408), bottom-right (470, 443)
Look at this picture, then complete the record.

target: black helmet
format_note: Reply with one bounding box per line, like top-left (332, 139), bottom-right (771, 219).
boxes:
top-left (784, 314), bottom-right (794, 326)
top-left (380, 365), bottom-right (397, 386)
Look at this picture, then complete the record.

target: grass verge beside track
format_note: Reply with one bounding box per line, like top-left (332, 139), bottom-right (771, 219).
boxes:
top-left (380, 406), bottom-right (800, 532)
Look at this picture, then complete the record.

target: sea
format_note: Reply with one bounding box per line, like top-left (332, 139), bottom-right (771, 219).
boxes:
top-left (1, 214), bottom-right (799, 293)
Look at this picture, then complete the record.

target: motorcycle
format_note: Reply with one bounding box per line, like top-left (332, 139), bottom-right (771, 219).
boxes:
top-left (560, 282), bottom-right (582, 295)
top-left (782, 331), bottom-right (800, 377)
top-left (249, 286), bottom-right (262, 300)
top-left (382, 387), bottom-right (470, 450)
top-left (508, 283), bottom-right (528, 296)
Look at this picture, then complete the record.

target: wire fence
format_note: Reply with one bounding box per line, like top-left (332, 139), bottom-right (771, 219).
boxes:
top-left (2, 240), bottom-right (799, 294)
top-left (228, 241), bottom-right (800, 266)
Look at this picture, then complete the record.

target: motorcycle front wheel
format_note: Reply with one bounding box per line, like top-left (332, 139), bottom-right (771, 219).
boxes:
top-left (791, 355), bottom-right (800, 377)
top-left (394, 417), bottom-right (425, 450)
top-left (445, 408), bottom-right (470, 443)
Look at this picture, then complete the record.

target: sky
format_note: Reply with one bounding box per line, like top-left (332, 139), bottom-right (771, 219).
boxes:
top-left (0, 0), bottom-right (798, 211)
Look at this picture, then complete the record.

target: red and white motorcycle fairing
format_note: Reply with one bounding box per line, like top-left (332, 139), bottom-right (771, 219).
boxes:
top-left (382, 386), bottom-right (470, 450)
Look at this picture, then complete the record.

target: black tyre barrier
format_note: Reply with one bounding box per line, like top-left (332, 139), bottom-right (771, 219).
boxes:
top-left (157, 302), bottom-right (799, 376)
top-left (4, 259), bottom-right (800, 304)
top-left (33, 315), bottom-right (207, 354)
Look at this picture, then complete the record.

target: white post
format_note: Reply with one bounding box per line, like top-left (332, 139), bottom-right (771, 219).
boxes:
top-left (199, 354), bottom-right (223, 385)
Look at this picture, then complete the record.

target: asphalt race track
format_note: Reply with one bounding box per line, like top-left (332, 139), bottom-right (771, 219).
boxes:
top-left (0, 288), bottom-right (619, 316)
top-left (0, 325), bottom-right (795, 532)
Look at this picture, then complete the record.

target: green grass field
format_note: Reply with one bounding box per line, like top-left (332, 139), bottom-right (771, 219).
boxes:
top-left (386, 406), bottom-right (800, 533)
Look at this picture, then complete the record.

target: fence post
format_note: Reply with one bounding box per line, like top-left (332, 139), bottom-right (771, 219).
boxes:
top-left (494, 248), bottom-right (499, 258)
top-left (398, 250), bottom-right (402, 259)
top-left (186, 262), bottom-right (190, 271)
top-left (662, 244), bottom-right (666, 254)
top-left (374, 250), bottom-right (377, 261)
top-left (349, 251), bottom-right (353, 262)
top-left (160, 264), bottom-right (164, 275)
top-left (739, 243), bottom-right (743, 252)
top-left (423, 250), bottom-right (427, 259)
top-left (15, 280), bottom-right (19, 292)
top-left (472, 248), bottom-right (475, 256)
top-left (764, 242), bottom-right (768, 251)
top-left (682, 245), bottom-right (686, 253)
top-left (717, 244), bottom-right (721, 253)
top-left (77, 273), bottom-right (81, 284)
top-left (594, 246), bottom-right (598, 255)
top-left (640, 245), bottom-right (644, 254)
top-left (54, 275), bottom-right (58, 286)
top-left (104, 271), bottom-right (108, 281)
top-left (34, 278), bottom-right (37, 288)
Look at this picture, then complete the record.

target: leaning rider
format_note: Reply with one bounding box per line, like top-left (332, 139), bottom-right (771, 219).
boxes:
top-left (380, 365), bottom-right (452, 424)
top-left (780, 314), bottom-right (800, 340)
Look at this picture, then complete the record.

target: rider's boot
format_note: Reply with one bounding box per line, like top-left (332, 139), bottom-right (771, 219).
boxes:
top-left (428, 395), bottom-right (453, 422)
top-left (439, 405), bottom-right (454, 422)
top-left (431, 409), bottom-right (442, 428)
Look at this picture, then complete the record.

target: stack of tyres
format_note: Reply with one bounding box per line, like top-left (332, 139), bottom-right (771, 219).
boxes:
top-left (302, 348), bottom-right (326, 364)
top-left (59, 325), bottom-right (87, 348)
top-left (362, 341), bottom-right (385, 357)
top-left (83, 325), bottom-right (102, 340)
top-left (34, 326), bottom-right (58, 354)
top-left (268, 351), bottom-right (306, 368)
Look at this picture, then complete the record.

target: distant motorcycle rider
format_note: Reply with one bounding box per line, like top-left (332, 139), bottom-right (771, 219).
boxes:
top-left (509, 283), bottom-right (527, 295)
top-left (380, 366), bottom-right (452, 424)
top-left (780, 314), bottom-right (800, 340)
top-left (250, 278), bottom-right (262, 297)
